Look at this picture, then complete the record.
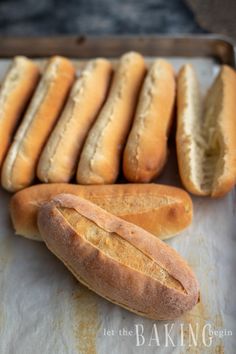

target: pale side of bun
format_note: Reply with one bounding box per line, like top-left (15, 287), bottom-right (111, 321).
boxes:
top-left (123, 59), bottom-right (176, 182)
top-left (37, 59), bottom-right (113, 183)
top-left (176, 64), bottom-right (236, 197)
top-left (10, 183), bottom-right (193, 241)
top-left (76, 52), bottom-right (146, 184)
top-left (1, 56), bottom-right (75, 192)
top-left (38, 193), bottom-right (199, 320)
top-left (0, 56), bottom-right (40, 167)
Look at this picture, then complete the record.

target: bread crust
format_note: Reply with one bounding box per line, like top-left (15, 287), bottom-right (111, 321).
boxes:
top-left (76, 52), bottom-right (146, 184)
top-left (0, 56), bottom-right (40, 167)
top-left (37, 59), bottom-right (112, 183)
top-left (37, 194), bottom-right (199, 320)
top-left (176, 64), bottom-right (236, 197)
top-left (1, 56), bottom-right (75, 192)
top-left (123, 59), bottom-right (176, 182)
top-left (10, 183), bottom-right (193, 241)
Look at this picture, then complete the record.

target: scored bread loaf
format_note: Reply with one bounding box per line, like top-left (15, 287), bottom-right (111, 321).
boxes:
top-left (0, 56), bottom-right (40, 167)
top-left (1, 56), bottom-right (75, 192)
top-left (76, 52), bottom-right (146, 184)
top-left (38, 193), bottom-right (199, 320)
top-left (123, 59), bottom-right (176, 182)
top-left (10, 183), bottom-right (193, 241)
top-left (176, 64), bottom-right (236, 197)
top-left (37, 59), bottom-right (113, 183)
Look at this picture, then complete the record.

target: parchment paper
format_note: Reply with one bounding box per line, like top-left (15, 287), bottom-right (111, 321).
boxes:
top-left (0, 57), bottom-right (235, 354)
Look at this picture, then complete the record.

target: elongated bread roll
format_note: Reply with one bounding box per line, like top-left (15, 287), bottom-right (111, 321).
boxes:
top-left (0, 56), bottom-right (40, 167)
top-left (38, 194), bottom-right (199, 320)
top-left (123, 59), bottom-right (176, 182)
top-left (1, 56), bottom-right (75, 192)
top-left (37, 59), bottom-right (113, 183)
top-left (76, 52), bottom-right (146, 184)
top-left (176, 64), bottom-right (236, 197)
top-left (10, 183), bottom-right (193, 242)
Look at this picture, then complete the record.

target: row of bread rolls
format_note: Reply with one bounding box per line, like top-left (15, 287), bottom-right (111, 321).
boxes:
top-left (0, 54), bottom-right (236, 197)
top-left (0, 53), bottom-right (175, 190)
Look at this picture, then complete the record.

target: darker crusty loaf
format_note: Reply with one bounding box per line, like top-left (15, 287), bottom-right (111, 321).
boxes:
top-left (38, 193), bottom-right (199, 320)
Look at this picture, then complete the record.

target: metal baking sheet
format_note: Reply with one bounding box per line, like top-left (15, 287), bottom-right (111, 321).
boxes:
top-left (0, 36), bottom-right (235, 354)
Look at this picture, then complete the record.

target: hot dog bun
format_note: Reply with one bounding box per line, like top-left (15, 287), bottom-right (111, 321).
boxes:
top-left (76, 52), bottom-right (146, 184)
top-left (123, 59), bottom-right (176, 182)
top-left (0, 56), bottom-right (40, 167)
top-left (10, 183), bottom-right (193, 241)
top-left (176, 64), bottom-right (236, 197)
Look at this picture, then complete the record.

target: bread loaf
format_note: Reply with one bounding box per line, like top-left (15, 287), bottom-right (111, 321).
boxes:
top-left (10, 183), bottom-right (193, 241)
top-left (176, 64), bottom-right (236, 197)
top-left (123, 59), bottom-right (176, 182)
top-left (37, 193), bottom-right (199, 320)
top-left (0, 56), bottom-right (40, 167)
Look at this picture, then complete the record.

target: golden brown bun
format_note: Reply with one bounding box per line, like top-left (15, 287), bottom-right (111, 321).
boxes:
top-left (38, 193), bottom-right (199, 320)
top-left (0, 56), bottom-right (40, 167)
top-left (10, 183), bottom-right (193, 242)
top-left (123, 59), bottom-right (176, 182)
top-left (176, 64), bottom-right (236, 197)
top-left (37, 59), bottom-right (113, 183)
top-left (76, 52), bottom-right (146, 184)
top-left (1, 56), bottom-right (75, 192)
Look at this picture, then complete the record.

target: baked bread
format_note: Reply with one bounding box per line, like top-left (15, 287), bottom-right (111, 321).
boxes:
top-left (37, 59), bottom-right (113, 183)
top-left (0, 56), bottom-right (40, 167)
top-left (176, 64), bottom-right (236, 197)
top-left (38, 193), bottom-right (199, 320)
top-left (1, 56), bottom-right (75, 192)
top-left (10, 183), bottom-right (193, 241)
top-left (123, 59), bottom-right (176, 182)
top-left (76, 52), bottom-right (146, 184)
